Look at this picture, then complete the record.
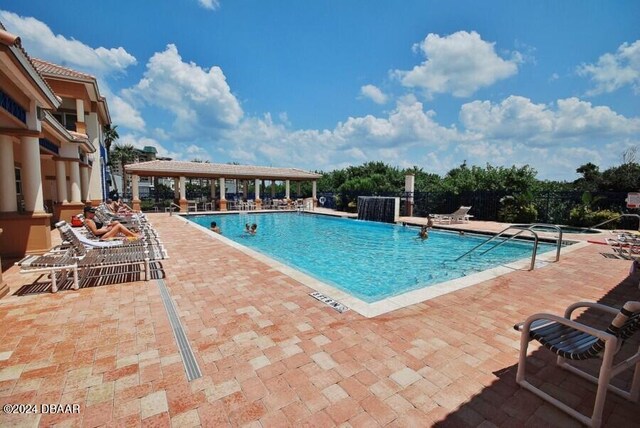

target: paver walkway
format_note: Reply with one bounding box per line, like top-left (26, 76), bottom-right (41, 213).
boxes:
top-left (0, 213), bottom-right (638, 427)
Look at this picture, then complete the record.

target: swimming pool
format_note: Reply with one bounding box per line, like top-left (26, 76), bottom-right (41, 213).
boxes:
top-left (187, 213), bottom-right (558, 303)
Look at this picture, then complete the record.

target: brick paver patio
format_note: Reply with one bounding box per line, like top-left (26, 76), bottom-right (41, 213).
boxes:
top-left (0, 213), bottom-right (638, 427)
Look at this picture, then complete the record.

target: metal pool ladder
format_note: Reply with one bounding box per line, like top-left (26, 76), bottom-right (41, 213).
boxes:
top-left (455, 224), bottom-right (564, 271)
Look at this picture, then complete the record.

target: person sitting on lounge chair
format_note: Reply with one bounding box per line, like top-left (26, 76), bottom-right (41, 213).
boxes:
top-left (84, 206), bottom-right (140, 240)
top-left (112, 196), bottom-right (135, 214)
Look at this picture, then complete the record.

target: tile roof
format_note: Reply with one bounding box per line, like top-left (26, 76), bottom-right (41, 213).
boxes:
top-left (31, 58), bottom-right (96, 81)
top-left (125, 160), bottom-right (322, 180)
top-left (0, 24), bottom-right (60, 107)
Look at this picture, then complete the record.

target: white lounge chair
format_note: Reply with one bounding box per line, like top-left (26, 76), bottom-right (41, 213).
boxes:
top-left (431, 206), bottom-right (473, 224)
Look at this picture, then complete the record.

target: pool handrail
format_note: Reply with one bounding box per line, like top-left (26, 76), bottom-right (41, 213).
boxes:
top-left (527, 224), bottom-right (563, 262)
top-left (455, 226), bottom-right (540, 271)
top-left (587, 213), bottom-right (640, 232)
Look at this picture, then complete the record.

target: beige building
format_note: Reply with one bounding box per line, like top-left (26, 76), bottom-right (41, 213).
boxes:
top-left (0, 23), bottom-right (112, 269)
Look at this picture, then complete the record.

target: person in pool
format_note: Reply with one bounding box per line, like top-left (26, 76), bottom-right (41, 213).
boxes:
top-left (417, 225), bottom-right (429, 240)
top-left (249, 223), bottom-right (257, 235)
top-left (210, 221), bottom-right (221, 234)
top-left (244, 223), bottom-right (251, 233)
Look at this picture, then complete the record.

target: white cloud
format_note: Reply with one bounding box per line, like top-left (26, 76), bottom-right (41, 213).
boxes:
top-left (578, 40), bottom-right (640, 95)
top-left (212, 96), bottom-right (461, 171)
top-left (109, 95), bottom-right (145, 131)
top-left (198, 0), bottom-right (220, 10)
top-left (360, 84), bottom-right (388, 104)
top-left (0, 10), bottom-right (136, 77)
top-left (460, 95), bottom-right (640, 145)
top-left (394, 31), bottom-right (520, 98)
top-left (125, 44), bottom-right (243, 137)
top-left (185, 144), bottom-right (212, 161)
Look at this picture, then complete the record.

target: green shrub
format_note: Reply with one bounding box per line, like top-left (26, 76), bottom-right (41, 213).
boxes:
top-left (140, 200), bottom-right (157, 212)
top-left (569, 208), bottom-right (619, 228)
top-left (497, 195), bottom-right (538, 223)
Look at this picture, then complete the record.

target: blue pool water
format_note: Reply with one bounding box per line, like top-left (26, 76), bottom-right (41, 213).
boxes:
top-left (187, 213), bottom-right (557, 303)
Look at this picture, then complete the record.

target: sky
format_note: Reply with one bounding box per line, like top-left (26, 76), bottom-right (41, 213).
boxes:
top-left (1, 1), bottom-right (639, 181)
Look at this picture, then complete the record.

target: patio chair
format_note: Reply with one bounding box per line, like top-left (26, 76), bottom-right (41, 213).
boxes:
top-left (431, 206), bottom-right (473, 224)
top-left (514, 301), bottom-right (640, 427)
top-left (605, 235), bottom-right (640, 260)
top-left (16, 249), bottom-right (79, 293)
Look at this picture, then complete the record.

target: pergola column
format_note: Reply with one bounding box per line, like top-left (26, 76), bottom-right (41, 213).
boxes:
top-left (173, 177), bottom-right (180, 201)
top-left (296, 182), bottom-right (301, 199)
top-left (21, 136), bottom-right (45, 213)
top-left (285, 179), bottom-right (290, 203)
top-left (132, 174), bottom-right (141, 211)
top-left (219, 177), bottom-right (227, 211)
top-left (243, 180), bottom-right (248, 200)
top-left (255, 178), bottom-right (262, 210)
top-left (0, 135), bottom-right (17, 212)
top-left (179, 176), bottom-right (187, 212)
top-left (55, 160), bottom-right (67, 204)
top-left (312, 180), bottom-right (317, 208)
top-left (271, 180), bottom-right (276, 198)
top-left (80, 165), bottom-right (90, 203)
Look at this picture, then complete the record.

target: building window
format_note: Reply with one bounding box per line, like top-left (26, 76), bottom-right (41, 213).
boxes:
top-left (15, 167), bottom-right (22, 195)
top-left (52, 111), bottom-right (77, 131)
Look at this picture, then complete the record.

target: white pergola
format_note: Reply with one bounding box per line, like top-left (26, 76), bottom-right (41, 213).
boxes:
top-left (125, 160), bottom-right (322, 212)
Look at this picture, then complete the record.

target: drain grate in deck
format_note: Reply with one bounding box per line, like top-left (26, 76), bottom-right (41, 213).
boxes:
top-left (156, 278), bottom-right (202, 381)
top-left (310, 291), bottom-right (349, 313)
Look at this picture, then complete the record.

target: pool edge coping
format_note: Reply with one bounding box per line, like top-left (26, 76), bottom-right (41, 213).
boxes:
top-left (179, 214), bottom-right (589, 318)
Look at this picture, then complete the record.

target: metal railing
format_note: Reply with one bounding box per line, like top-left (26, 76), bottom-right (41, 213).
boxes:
top-left (587, 213), bottom-right (640, 231)
top-left (526, 224), bottom-right (563, 262)
top-left (455, 226), bottom-right (541, 271)
top-left (168, 203), bottom-right (180, 216)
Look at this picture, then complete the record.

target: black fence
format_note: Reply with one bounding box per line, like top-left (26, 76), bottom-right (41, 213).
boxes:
top-left (317, 190), bottom-right (633, 228)
top-left (132, 186), bottom-right (634, 228)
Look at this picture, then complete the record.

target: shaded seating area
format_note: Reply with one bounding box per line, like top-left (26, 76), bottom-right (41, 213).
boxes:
top-left (514, 301), bottom-right (640, 427)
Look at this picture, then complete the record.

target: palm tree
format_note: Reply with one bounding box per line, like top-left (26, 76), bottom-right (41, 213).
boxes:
top-left (110, 143), bottom-right (138, 197)
top-left (103, 124), bottom-right (119, 155)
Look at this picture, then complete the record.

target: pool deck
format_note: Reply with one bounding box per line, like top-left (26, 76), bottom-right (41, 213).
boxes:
top-left (0, 211), bottom-right (638, 427)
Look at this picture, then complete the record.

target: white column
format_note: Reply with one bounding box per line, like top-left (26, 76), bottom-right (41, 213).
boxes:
top-left (76, 99), bottom-right (85, 123)
top-left (80, 166), bottom-right (89, 202)
top-left (132, 174), bottom-right (140, 200)
top-left (219, 177), bottom-right (226, 200)
top-left (210, 179), bottom-right (216, 199)
top-left (255, 178), bottom-right (261, 200)
top-left (0, 135), bottom-right (17, 212)
top-left (20, 136), bottom-right (45, 212)
top-left (69, 161), bottom-right (81, 203)
top-left (312, 180), bottom-right (317, 199)
top-left (405, 173), bottom-right (415, 216)
top-left (285, 180), bottom-right (290, 200)
top-left (55, 160), bottom-right (67, 203)
top-left (179, 176), bottom-right (186, 200)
